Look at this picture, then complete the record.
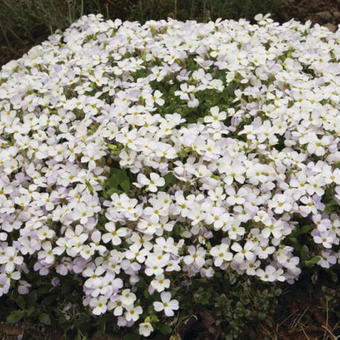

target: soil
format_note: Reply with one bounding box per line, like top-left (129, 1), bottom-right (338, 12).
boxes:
top-left (273, 0), bottom-right (340, 32)
top-left (0, 44), bottom-right (32, 69)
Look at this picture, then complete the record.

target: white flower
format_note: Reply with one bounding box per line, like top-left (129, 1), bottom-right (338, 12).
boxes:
top-left (0, 275), bottom-right (10, 296)
top-left (38, 241), bottom-right (55, 264)
top-left (139, 322), bottom-right (154, 337)
top-left (268, 194), bottom-right (292, 214)
top-left (222, 163), bottom-right (246, 185)
top-left (73, 203), bottom-right (94, 224)
top-left (210, 243), bottom-right (233, 267)
top-left (102, 222), bottom-right (128, 245)
top-left (83, 266), bottom-right (105, 289)
top-left (228, 223), bottom-right (245, 240)
top-left (174, 83), bottom-right (195, 100)
top-left (261, 221), bottom-right (284, 239)
top-left (90, 296), bottom-right (108, 315)
top-left (240, 259), bottom-right (260, 276)
top-left (147, 90), bottom-right (165, 106)
top-left (125, 243), bottom-right (149, 263)
top-left (108, 296), bottom-right (124, 316)
top-left (0, 247), bottom-right (23, 273)
top-left (204, 106), bottom-right (226, 127)
top-left (125, 305), bottom-right (143, 322)
top-left (137, 173), bottom-right (165, 192)
top-left (183, 246), bottom-right (206, 267)
top-left (313, 231), bottom-right (335, 248)
top-left (150, 274), bottom-right (170, 293)
top-left (256, 265), bottom-right (285, 282)
top-left (153, 291), bottom-right (179, 317)
top-left (307, 135), bottom-right (329, 156)
top-left (14, 194), bottom-right (31, 208)
top-left (231, 241), bottom-right (255, 263)
top-left (121, 289), bottom-right (137, 306)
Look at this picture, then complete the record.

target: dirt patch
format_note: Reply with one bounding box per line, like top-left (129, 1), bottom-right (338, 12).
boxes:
top-left (273, 0), bottom-right (340, 31)
top-left (0, 44), bottom-right (32, 69)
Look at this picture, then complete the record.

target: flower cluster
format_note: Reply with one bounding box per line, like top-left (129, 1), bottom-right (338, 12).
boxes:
top-left (0, 13), bottom-right (339, 336)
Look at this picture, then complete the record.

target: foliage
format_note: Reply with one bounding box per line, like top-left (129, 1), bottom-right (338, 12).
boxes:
top-left (177, 273), bottom-right (282, 339)
top-left (0, 272), bottom-right (122, 339)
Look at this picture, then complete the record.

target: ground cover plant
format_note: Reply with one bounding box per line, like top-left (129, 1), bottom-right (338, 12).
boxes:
top-left (0, 13), bottom-right (339, 339)
top-left (0, 0), bottom-right (286, 67)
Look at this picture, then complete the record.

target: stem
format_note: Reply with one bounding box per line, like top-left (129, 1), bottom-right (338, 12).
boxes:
top-left (68, 2), bottom-right (72, 25)
top-left (105, 4), bottom-right (109, 19)
top-left (203, 0), bottom-right (206, 22)
top-left (0, 26), bottom-right (21, 56)
top-left (139, 0), bottom-right (143, 23)
top-left (174, 0), bottom-right (177, 19)
top-left (190, 0), bottom-right (194, 19)
top-left (80, 0), bottom-right (84, 17)
top-left (7, 26), bottom-right (26, 43)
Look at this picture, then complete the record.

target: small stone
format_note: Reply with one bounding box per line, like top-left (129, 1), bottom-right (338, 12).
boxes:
top-left (325, 23), bottom-right (337, 32)
top-left (333, 11), bottom-right (340, 19)
top-left (316, 11), bottom-right (332, 22)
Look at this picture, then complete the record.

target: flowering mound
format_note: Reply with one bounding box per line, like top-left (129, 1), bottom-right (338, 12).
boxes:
top-left (0, 13), bottom-right (339, 336)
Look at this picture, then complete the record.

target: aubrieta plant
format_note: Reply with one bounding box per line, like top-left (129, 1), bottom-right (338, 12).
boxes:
top-left (0, 13), bottom-right (339, 337)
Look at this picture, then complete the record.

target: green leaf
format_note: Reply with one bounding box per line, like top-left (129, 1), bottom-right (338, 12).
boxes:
top-left (105, 168), bottom-right (131, 193)
top-left (26, 306), bottom-right (35, 316)
top-left (41, 294), bottom-right (56, 305)
top-left (304, 256), bottom-right (320, 267)
top-left (325, 201), bottom-right (338, 214)
top-left (149, 314), bottom-right (159, 323)
top-left (164, 172), bottom-right (178, 187)
top-left (300, 245), bottom-right (309, 261)
top-left (288, 236), bottom-right (298, 245)
top-left (7, 310), bottom-right (25, 323)
top-left (329, 270), bottom-right (338, 283)
top-left (39, 313), bottom-right (51, 325)
top-left (61, 282), bottom-right (72, 294)
top-left (123, 333), bottom-right (140, 340)
top-left (106, 187), bottom-right (119, 197)
top-left (27, 290), bottom-right (38, 306)
top-left (120, 179), bottom-right (130, 192)
top-left (300, 225), bottom-right (311, 234)
top-left (85, 180), bottom-right (94, 195)
top-left (104, 142), bottom-right (117, 151)
top-left (106, 173), bottom-right (120, 189)
top-left (75, 330), bottom-right (83, 340)
top-left (170, 334), bottom-right (182, 340)
top-left (158, 324), bottom-right (172, 335)
top-left (16, 295), bottom-right (26, 309)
